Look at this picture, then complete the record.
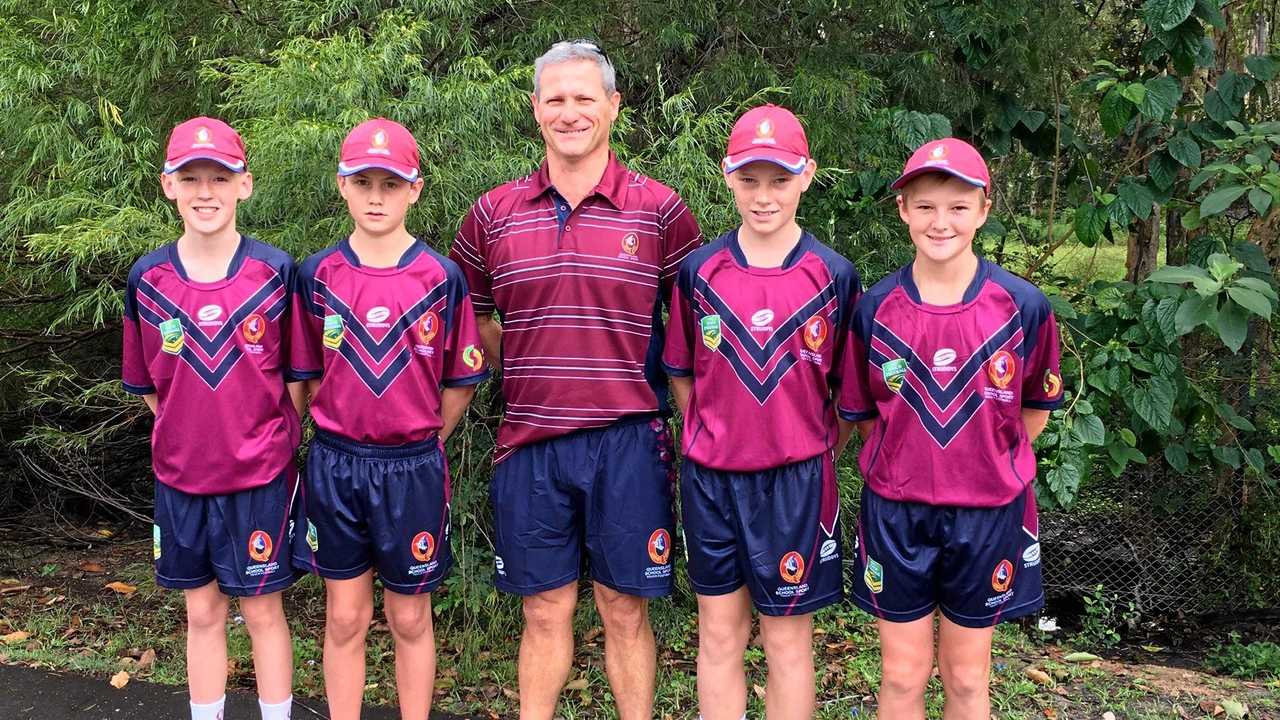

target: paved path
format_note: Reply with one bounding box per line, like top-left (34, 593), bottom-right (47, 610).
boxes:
top-left (0, 663), bottom-right (472, 719)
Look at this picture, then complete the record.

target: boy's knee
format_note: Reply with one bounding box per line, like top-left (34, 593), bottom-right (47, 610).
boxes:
top-left (326, 602), bottom-right (373, 644)
top-left (385, 598), bottom-right (432, 642)
top-left (238, 595), bottom-right (286, 632)
top-left (880, 656), bottom-right (931, 697)
top-left (938, 659), bottom-right (989, 700)
top-left (698, 617), bottom-right (750, 661)
top-left (186, 591), bottom-right (229, 632)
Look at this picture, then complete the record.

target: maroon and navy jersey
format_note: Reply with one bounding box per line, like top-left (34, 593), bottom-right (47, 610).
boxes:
top-left (663, 230), bottom-right (860, 471)
top-left (290, 239), bottom-right (489, 446)
top-left (121, 236), bottom-right (300, 495)
top-left (838, 258), bottom-right (1064, 507)
top-left (450, 154), bottom-right (702, 462)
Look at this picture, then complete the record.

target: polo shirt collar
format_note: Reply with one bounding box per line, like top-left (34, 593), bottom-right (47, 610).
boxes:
top-left (527, 152), bottom-right (630, 209)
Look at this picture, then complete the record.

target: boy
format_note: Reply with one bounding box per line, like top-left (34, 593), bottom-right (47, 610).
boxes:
top-left (288, 118), bottom-right (488, 720)
top-left (122, 117), bottom-right (301, 720)
top-left (663, 105), bottom-right (860, 720)
top-left (838, 138), bottom-right (1064, 720)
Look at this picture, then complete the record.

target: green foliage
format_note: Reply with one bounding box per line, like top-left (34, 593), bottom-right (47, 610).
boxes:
top-left (1207, 638), bottom-right (1280, 679)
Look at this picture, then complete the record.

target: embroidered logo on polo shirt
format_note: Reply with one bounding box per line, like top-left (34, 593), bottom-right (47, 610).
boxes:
top-left (159, 317), bottom-right (184, 355)
top-left (621, 233), bottom-right (639, 256)
top-left (750, 308), bottom-right (774, 333)
top-left (416, 311), bottom-right (440, 345)
top-left (700, 315), bottom-right (722, 350)
top-left (323, 315), bottom-right (344, 350)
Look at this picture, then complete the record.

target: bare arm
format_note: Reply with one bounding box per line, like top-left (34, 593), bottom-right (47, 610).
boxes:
top-left (476, 314), bottom-right (502, 369)
top-left (669, 375), bottom-right (692, 416)
top-left (835, 419), bottom-right (856, 458)
top-left (440, 385), bottom-right (478, 442)
top-left (855, 419), bottom-right (875, 441)
top-left (287, 381), bottom-right (307, 420)
top-left (141, 393), bottom-right (158, 415)
top-left (1022, 408), bottom-right (1050, 441)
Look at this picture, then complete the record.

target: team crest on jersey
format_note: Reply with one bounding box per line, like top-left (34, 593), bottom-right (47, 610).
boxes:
top-left (880, 358), bottom-right (908, 393)
top-left (411, 531), bottom-right (435, 563)
top-left (864, 556), bottom-right (884, 594)
top-left (462, 344), bottom-right (483, 370)
top-left (152, 524), bottom-right (161, 560)
top-left (700, 314), bottom-right (722, 350)
top-left (779, 551), bottom-right (805, 584)
top-left (241, 313), bottom-right (266, 344)
top-left (416, 311), bottom-right (440, 345)
top-left (159, 317), bottom-right (184, 355)
top-left (323, 315), bottom-right (345, 350)
top-left (991, 559), bottom-right (1014, 593)
top-left (987, 350), bottom-right (1016, 389)
top-left (1043, 368), bottom-right (1062, 397)
top-left (248, 530), bottom-right (272, 563)
top-left (648, 528), bottom-right (671, 565)
top-left (803, 315), bottom-right (828, 351)
top-left (621, 233), bottom-right (639, 256)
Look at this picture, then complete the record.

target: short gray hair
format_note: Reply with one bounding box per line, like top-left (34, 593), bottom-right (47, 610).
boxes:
top-left (533, 41), bottom-right (617, 97)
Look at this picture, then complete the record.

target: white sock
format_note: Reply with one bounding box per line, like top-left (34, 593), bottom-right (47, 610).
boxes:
top-left (190, 696), bottom-right (225, 720)
top-left (259, 695), bottom-right (293, 720)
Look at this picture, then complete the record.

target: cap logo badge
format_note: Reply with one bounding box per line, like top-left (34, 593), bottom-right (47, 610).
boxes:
top-left (369, 128), bottom-right (391, 156)
top-left (923, 143), bottom-right (949, 167)
top-left (752, 118), bottom-right (777, 145)
top-left (192, 126), bottom-right (215, 149)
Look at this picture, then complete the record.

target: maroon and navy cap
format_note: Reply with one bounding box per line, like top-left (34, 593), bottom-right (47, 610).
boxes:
top-left (163, 117), bottom-right (246, 174)
top-left (338, 118), bottom-right (420, 182)
top-left (891, 137), bottom-right (991, 194)
top-left (722, 104), bottom-right (811, 175)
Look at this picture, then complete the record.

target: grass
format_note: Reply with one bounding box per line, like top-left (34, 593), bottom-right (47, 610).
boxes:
top-left (3, 540), bottom-right (1278, 719)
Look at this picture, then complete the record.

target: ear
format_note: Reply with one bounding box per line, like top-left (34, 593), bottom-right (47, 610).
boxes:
top-left (529, 92), bottom-right (540, 123)
top-left (721, 161), bottom-right (735, 190)
top-left (336, 174), bottom-right (350, 201)
top-left (237, 171), bottom-right (254, 200)
top-left (896, 193), bottom-right (910, 224)
top-left (407, 178), bottom-right (426, 205)
top-left (160, 173), bottom-right (178, 200)
top-left (974, 191), bottom-right (992, 227)
top-left (798, 159), bottom-right (818, 192)
top-left (607, 90), bottom-right (621, 121)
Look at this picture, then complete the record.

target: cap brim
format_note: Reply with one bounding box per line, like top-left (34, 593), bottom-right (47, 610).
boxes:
top-left (337, 158), bottom-right (420, 182)
top-left (890, 166), bottom-right (987, 192)
top-left (722, 149), bottom-right (809, 175)
top-left (163, 153), bottom-right (246, 174)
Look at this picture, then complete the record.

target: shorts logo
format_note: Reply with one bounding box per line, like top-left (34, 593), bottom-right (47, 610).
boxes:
top-left (462, 344), bottom-right (484, 370)
top-left (1043, 368), bottom-right (1062, 397)
top-left (751, 309), bottom-right (774, 328)
top-left (779, 551), bottom-right (805, 584)
top-left (820, 538), bottom-right (838, 560)
top-left (152, 524), bottom-right (161, 560)
top-left (880, 358), bottom-right (908, 393)
top-left (864, 556), bottom-right (884, 594)
top-left (700, 315), bottom-right (722, 351)
top-left (991, 559), bottom-right (1014, 593)
top-left (648, 528), bottom-right (671, 565)
top-left (323, 315), bottom-right (344, 350)
top-left (933, 348), bottom-right (956, 367)
top-left (621, 233), bottom-right (639, 256)
top-left (248, 530), bottom-right (272, 563)
top-left (494, 555), bottom-right (505, 575)
top-left (159, 317), bottom-right (185, 355)
top-left (1022, 542), bottom-right (1041, 566)
top-left (416, 311), bottom-right (440, 345)
top-left (241, 313), bottom-right (266, 343)
top-left (306, 521), bottom-right (319, 552)
top-left (411, 531), bottom-right (435, 563)
top-left (197, 304), bottom-right (223, 322)
top-left (804, 316), bottom-right (828, 351)
top-left (987, 350), bottom-right (1016, 389)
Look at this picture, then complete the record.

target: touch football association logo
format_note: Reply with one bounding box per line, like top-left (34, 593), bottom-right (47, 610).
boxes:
top-left (779, 551), bottom-right (805, 584)
top-left (700, 314), bottom-right (722, 351)
top-left (241, 313), bottom-right (266, 343)
top-left (159, 317), bottom-right (184, 355)
top-left (880, 358), bottom-right (908, 393)
top-left (411, 531), bottom-right (436, 563)
top-left (248, 530), bottom-right (272, 563)
top-left (803, 316), bottom-right (828, 351)
top-left (648, 528), bottom-right (671, 565)
top-left (987, 350), bottom-right (1017, 389)
top-left (416, 311), bottom-right (440, 345)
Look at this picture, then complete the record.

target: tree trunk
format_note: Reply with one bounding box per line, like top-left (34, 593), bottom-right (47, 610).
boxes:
top-left (1126, 203), bottom-right (1161, 282)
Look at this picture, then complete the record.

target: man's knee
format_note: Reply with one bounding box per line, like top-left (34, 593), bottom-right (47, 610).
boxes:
top-left (522, 585), bottom-right (577, 637)
top-left (594, 586), bottom-right (649, 638)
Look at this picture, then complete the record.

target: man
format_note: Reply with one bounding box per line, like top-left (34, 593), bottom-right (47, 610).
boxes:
top-left (450, 39), bottom-right (701, 720)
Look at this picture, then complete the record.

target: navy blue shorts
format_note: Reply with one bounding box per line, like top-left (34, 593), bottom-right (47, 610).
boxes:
top-left (153, 468), bottom-right (301, 597)
top-left (851, 485), bottom-right (1044, 628)
top-left (292, 431), bottom-right (452, 595)
top-left (490, 418), bottom-right (675, 597)
top-left (682, 453), bottom-right (843, 616)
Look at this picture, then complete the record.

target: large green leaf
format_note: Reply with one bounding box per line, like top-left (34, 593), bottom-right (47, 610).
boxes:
top-left (1215, 299), bottom-right (1248, 351)
top-left (1073, 414), bottom-right (1106, 446)
top-left (1073, 203), bottom-right (1107, 246)
top-left (1148, 265), bottom-right (1211, 283)
top-left (1164, 443), bottom-right (1190, 473)
top-left (1193, 0), bottom-right (1226, 30)
top-left (1139, 76), bottom-right (1182, 120)
top-left (1248, 187), bottom-right (1273, 216)
top-left (1120, 82), bottom-right (1147, 105)
top-left (1130, 376), bottom-right (1177, 432)
top-left (1119, 180), bottom-right (1156, 220)
top-left (1143, 0), bottom-right (1196, 31)
top-left (1148, 152), bottom-right (1180, 189)
top-left (1226, 285), bottom-right (1273, 319)
top-left (1233, 276), bottom-right (1278, 301)
top-left (1154, 297), bottom-right (1179, 342)
top-left (1200, 185), bottom-right (1247, 216)
top-left (1167, 134), bottom-right (1201, 167)
top-left (1099, 86), bottom-right (1134, 137)
top-left (1245, 55), bottom-right (1280, 82)
top-left (1205, 71), bottom-right (1255, 123)
top-left (1174, 294), bottom-right (1215, 333)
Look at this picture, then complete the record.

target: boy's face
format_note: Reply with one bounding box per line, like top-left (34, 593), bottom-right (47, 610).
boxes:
top-left (531, 59), bottom-right (620, 165)
top-left (724, 159), bottom-right (817, 238)
top-left (896, 173), bottom-right (990, 266)
top-left (337, 168), bottom-right (424, 237)
top-left (160, 160), bottom-right (252, 237)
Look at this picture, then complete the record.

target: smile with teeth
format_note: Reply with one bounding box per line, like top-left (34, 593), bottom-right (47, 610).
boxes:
top-left (557, 127), bottom-right (590, 136)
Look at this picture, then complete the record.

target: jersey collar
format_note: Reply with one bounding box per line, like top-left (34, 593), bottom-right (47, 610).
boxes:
top-left (339, 237), bottom-right (425, 270)
top-left (526, 151), bottom-right (630, 210)
top-left (901, 257), bottom-right (992, 306)
top-left (169, 234), bottom-right (249, 283)
top-left (726, 227), bottom-right (813, 270)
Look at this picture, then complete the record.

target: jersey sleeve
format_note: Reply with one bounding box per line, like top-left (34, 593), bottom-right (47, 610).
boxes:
top-left (442, 268), bottom-right (490, 387)
top-left (121, 271), bottom-right (155, 395)
top-left (276, 257), bottom-right (301, 383)
top-left (827, 262), bottom-right (863, 390)
top-left (836, 297), bottom-right (877, 422)
top-left (1021, 298), bottom-right (1064, 410)
top-left (658, 193), bottom-right (702, 303)
top-left (288, 261), bottom-right (324, 380)
top-left (449, 198), bottom-right (496, 316)
top-left (661, 259), bottom-right (698, 377)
